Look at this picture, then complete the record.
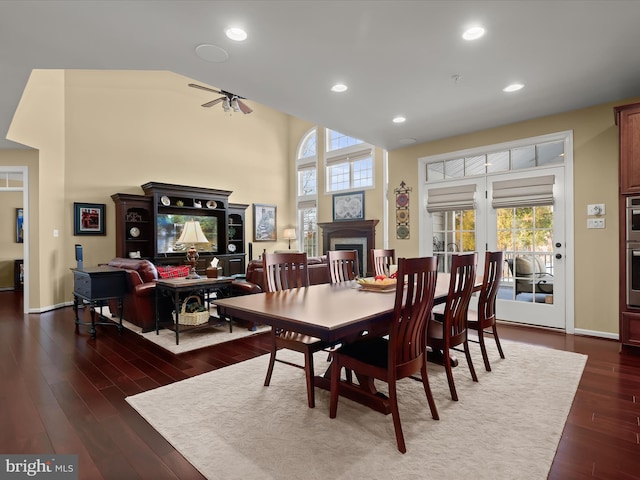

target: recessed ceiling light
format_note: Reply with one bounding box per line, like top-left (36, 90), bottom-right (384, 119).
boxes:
top-left (462, 26), bottom-right (485, 41)
top-left (225, 27), bottom-right (247, 41)
top-left (331, 84), bottom-right (348, 93)
top-left (195, 44), bottom-right (229, 63)
top-left (393, 116), bottom-right (406, 124)
top-left (503, 83), bottom-right (524, 93)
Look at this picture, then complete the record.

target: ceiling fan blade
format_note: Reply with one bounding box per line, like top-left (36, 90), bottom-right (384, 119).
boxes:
top-left (201, 97), bottom-right (225, 107)
top-left (188, 83), bottom-right (222, 94)
top-left (237, 99), bottom-right (253, 114)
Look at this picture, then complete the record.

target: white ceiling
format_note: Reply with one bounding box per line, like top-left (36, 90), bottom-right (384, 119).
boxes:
top-left (1, 0), bottom-right (640, 151)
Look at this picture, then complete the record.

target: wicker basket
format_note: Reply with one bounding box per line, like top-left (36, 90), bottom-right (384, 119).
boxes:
top-left (178, 295), bottom-right (210, 326)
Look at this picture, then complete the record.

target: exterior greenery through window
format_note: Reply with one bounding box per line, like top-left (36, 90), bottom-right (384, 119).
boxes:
top-left (432, 210), bottom-right (476, 273)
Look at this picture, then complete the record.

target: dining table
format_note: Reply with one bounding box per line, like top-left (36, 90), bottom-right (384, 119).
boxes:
top-left (213, 273), bottom-right (480, 413)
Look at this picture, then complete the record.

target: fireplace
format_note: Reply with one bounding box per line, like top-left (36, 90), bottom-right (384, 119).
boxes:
top-left (318, 220), bottom-right (379, 277)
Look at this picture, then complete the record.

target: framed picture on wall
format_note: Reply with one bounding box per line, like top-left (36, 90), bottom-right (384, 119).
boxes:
top-left (74, 202), bottom-right (106, 235)
top-left (332, 190), bottom-right (365, 221)
top-left (16, 208), bottom-right (23, 243)
top-left (253, 203), bottom-right (277, 241)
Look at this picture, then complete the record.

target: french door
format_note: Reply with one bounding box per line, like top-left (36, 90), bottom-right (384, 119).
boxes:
top-left (421, 166), bottom-right (570, 330)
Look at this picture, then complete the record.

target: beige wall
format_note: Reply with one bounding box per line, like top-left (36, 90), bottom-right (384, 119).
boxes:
top-left (8, 70), bottom-right (295, 310)
top-left (387, 96), bottom-right (640, 335)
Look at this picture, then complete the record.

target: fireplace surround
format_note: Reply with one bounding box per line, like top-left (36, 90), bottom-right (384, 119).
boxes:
top-left (318, 220), bottom-right (379, 277)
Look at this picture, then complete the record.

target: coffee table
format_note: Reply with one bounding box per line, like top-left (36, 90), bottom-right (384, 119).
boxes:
top-left (155, 276), bottom-right (233, 345)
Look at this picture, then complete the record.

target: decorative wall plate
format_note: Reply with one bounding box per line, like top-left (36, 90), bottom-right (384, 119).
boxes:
top-left (206, 200), bottom-right (217, 209)
top-left (160, 195), bottom-right (170, 206)
top-left (129, 227), bottom-right (141, 238)
top-left (228, 243), bottom-right (237, 253)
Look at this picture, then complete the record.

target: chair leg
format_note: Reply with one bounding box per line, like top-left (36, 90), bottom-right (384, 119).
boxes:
top-left (329, 356), bottom-right (341, 418)
top-left (478, 328), bottom-right (491, 372)
top-left (304, 349), bottom-right (316, 408)
top-left (264, 333), bottom-right (277, 387)
top-left (388, 378), bottom-right (406, 454)
top-left (420, 360), bottom-right (439, 420)
top-left (443, 348), bottom-right (458, 401)
top-left (464, 341), bottom-right (478, 382)
top-left (492, 324), bottom-right (505, 359)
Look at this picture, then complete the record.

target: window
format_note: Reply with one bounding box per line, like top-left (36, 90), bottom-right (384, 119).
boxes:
top-left (326, 129), bottom-right (363, 152)
top-left (325, 129), bottom-right (373, 193)
top-left (426, 138), bottom-right (565, 181)
top-left (296, 128), bottom-right (318, 256)
top-left (432, 210), bottom-right (476, 273)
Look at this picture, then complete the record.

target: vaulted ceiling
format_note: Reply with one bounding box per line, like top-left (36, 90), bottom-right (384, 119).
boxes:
top-left (1, 0), bottom-right (640, 150)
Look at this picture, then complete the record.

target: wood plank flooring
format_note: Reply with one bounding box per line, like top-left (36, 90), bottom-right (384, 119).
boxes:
top-left (1, 291), bottom-right (639, 479)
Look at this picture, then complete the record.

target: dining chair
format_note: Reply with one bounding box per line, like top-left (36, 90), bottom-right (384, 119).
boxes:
top-left (329, 256), bottom-right (440, 454)
top-left (327, 249), bottom-right (360, 283)
top-left (467, 251), bottom-right (505, 371)
top-left (262, 252), bottom-right (331, 408)
top-left (370, 248), bottom-right (395, 277)
top-left (427, 252), bottom-right (478, 401)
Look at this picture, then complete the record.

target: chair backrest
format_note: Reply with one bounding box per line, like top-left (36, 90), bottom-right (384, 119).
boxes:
top-left (389, 256), bottom-right (438, 373)
top-left (444, 253), bottom-right (478, 339)
top-left (478, 251), bottom-right (503, 323)
top-left (262, 252), bottom-right (310, 292)
top-left (371, 249), bottom-right (395, 277)
top-left (327, 250), bottom-right (359, 284)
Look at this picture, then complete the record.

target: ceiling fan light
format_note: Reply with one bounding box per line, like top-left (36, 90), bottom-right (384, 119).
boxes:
top-left (231, 98), bottom-right (241, 112)
top-left (223, 98), bottom-right (231, 112)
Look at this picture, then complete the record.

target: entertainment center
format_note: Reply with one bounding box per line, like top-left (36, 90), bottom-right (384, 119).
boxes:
top-left (112, 182), bottom-right (248, 276)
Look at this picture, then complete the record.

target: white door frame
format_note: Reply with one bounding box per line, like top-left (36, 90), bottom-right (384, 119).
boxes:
top-left (0, 166), bottom-right (29, 314)
top-left (418, 131), bottom-right (575, 333)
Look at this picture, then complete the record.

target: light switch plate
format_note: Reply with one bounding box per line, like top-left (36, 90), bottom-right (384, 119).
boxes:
top-left (587, 218), bottom-right (605, 229)
top-left (587, 203), bottom-right (605, 216)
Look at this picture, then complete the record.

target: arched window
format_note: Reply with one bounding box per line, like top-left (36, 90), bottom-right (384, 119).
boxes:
top-left (296, 128), bottom-right (318, 256)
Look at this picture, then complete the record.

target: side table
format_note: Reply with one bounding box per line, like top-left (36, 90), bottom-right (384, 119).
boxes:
top-left (71, 266), bottom-right (127, 339)
top-left (155, 276), bottom-right (233, 345)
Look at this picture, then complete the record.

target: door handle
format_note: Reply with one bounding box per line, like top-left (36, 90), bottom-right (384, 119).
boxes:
top-left (555, 254), bottom-right (562, 259)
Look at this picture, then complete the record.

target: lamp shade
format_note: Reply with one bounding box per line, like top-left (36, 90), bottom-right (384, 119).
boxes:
top-left (283, 228), bottom-right (297, 240)
top-left (177, 220), bottom-right (209, 244)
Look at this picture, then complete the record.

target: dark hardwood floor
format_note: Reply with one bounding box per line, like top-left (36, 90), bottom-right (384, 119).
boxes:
top-left (1, 290), bottom-right (639, 479)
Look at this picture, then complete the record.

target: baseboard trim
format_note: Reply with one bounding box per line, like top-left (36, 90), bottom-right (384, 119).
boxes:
top-left (573, 328), bottom-right (619, 341)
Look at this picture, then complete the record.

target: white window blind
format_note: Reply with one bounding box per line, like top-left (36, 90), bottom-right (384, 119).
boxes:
top-left (426, 184), bottom-right (476, 212)
top-left (492, 175), bottom-right (555, 208)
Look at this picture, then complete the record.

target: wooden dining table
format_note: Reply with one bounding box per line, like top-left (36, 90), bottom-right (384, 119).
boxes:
top-left (214, 273), bottom-right (476, 413)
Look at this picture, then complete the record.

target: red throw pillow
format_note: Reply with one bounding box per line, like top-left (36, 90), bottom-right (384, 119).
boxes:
top-left (157, 265), bottom-right (190, 279)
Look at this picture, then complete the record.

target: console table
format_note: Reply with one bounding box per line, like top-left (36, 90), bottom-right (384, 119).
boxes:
top-left (71, 266), bottom-right (127, 339)
top-left (155, 276), bottom-right (233, 345)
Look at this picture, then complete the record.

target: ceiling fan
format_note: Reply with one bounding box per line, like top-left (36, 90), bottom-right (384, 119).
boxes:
top-left (188, 83), bottom-right (253, 114)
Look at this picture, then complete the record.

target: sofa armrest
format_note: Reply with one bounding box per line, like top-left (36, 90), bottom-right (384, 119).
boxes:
top-left (134, 281), bottom-right (156, 298)
top-left (231, 279), bottom-right (262, 295)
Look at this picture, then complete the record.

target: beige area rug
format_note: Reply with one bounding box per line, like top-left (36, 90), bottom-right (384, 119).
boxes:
top-left (107, 307), bottom-right (270, 355)
top-left (126, 340), bottom-right (587, 480)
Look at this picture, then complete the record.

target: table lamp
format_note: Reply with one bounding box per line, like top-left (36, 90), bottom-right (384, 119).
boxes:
top-left (283, 228), bottom-right (297, 250)
top-left (177, 220), bottom-right (209, 279)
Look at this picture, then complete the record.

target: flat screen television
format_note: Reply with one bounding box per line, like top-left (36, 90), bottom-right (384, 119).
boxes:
top-left (156, 213), bottom-right (218, 255)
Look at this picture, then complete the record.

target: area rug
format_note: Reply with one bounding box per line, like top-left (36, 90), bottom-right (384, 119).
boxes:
top-left (126, 340), bottom-right (587, 479)
top-left (106, 305), bottom-right (270, 354)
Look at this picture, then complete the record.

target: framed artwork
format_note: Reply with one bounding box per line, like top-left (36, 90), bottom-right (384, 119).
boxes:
top-left (74, 202), bottom-right (106, 235)
top-left (16, 208), bottom-right (24, 243)
top-left (253, 203), bottom-right (277, 241)
top-left (332, 190), bottom-right (365, 221)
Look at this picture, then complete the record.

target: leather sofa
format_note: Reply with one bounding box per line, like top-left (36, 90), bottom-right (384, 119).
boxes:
top-left (231, 255), bottom-right (331, 295)
top-left (107, 257), bottom-right (173, 332)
